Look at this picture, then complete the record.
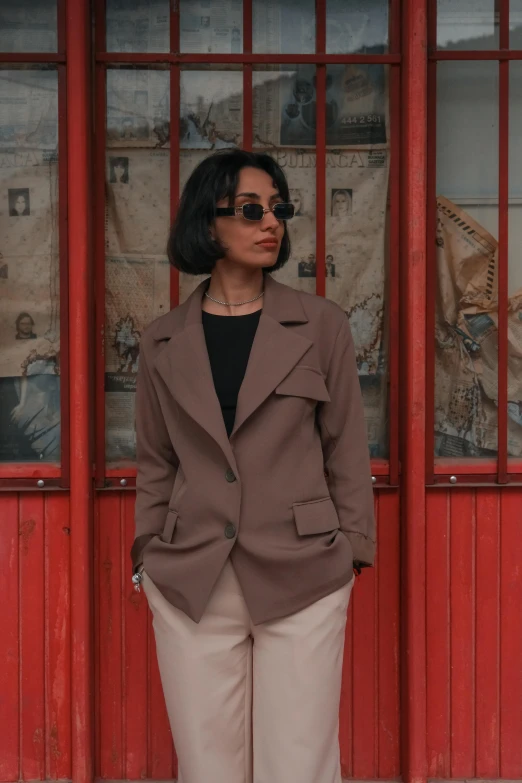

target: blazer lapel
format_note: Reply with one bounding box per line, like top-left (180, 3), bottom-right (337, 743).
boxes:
top-left (153, 282), bottom-right (237, 469)
top-left (232, 314), bottom-right (312, 436)
top-left (231, 276), bottom-right (312, 437)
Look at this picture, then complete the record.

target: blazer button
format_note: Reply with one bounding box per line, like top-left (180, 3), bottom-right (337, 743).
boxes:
top-left (224, 523), bottom-right (236, 539)
top-left (225, 468), bottom-right (237, 483)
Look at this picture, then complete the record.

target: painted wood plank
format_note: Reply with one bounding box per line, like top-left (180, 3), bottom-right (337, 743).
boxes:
top-left (45, 493), bottom-right (72, 779)
top-left (123, 491), bottom-right (148, 779)
top-left (426, 489), bottom-right (450, 777)
top-left (449, 490), bottom-right (475, 778)
top-left (499, 489), bottom-right (522, 776)
top-left (339, 552), bottom-right (354, 779)
top-left (352, 508), bottom-right (377, 779)
top-left (377, 491), bottom-right (400, 778)
top-left (98, 493), bottom-right (124, 779)
top-left (19, 493), bottom-right (46, 781)
top-left (475, 489), bottom-right (500, 778)
top-left (0, 494), bottom-right (21, 781)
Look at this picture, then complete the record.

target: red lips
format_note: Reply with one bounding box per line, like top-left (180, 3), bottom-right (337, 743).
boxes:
top-left (256, 239), bottom-right (278, 248)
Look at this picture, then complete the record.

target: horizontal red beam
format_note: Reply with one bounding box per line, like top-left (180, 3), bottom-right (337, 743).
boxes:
top-left (0, 52), bottom-right (65, 62)
top-left (435, 460), bottom-right (522, 475)
top-left (96, 52), bottom-right (401, 65)
top-left (430, 50), bottom-right (522, 60)
top-left (0, 464), bottom-right (61, 479)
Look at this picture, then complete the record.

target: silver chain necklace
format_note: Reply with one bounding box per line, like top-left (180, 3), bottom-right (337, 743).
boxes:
top-left (204, 289), bottom-right (264, 307)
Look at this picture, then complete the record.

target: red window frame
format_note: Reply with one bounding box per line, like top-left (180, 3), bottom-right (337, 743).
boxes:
top-left (426, 0), bottom-right (522, 486)
top-left (0, 0), bottom-right (70, 490)
top-left (94, 0), bottom-right (403, 490)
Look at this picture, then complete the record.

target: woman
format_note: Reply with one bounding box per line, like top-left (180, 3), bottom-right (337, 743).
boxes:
top-left (131, 149), bottom-right (375, 783)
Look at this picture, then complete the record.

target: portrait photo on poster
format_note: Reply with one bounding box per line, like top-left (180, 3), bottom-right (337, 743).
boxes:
top-left (8, 188), bottom-right (30, 217)
top-left (15, 312), bottom-right (37, 340)
top-left (109, 156), bottom-right (130, 184)
top-left (297, 253), bottom-right (316, 278)
top-left (326, 254), bottom-right (336, 278)
top-left (289, 188), bottom-right (304, 216)
top-left (331, 188), bottom-right (352, 217)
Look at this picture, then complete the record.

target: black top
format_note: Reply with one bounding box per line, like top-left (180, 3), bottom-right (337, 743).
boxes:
top-left (202, 309), bottom-right (262, 436)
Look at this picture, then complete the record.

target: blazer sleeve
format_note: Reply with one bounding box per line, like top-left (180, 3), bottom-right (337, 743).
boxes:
top-left (131, 341), bottom-right (179, 574)
top-left (317, 315), bottom-right (376, 566)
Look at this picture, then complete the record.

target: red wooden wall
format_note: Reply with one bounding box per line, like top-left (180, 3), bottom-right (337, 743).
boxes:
top-left (426, 488), bottom-right (522, 780)
top-left (0, 489), bottom-right (401, 781)
top-left (4, 487), bottom-right (522, 780)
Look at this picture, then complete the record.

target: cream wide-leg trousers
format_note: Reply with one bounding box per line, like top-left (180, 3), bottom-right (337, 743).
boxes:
top-left (142, 559), bottom-right (354, 783)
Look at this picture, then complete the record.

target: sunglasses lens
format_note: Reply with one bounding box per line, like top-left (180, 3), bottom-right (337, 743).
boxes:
top-left (242, 203), bottom-right (264, 220)
top-left (273, 203), bottom-right (294, 220)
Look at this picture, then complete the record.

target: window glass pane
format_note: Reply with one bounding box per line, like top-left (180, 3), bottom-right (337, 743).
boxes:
top-left (105, 69), bottom-right (170, 467)
top-left (435, 61), bottom-right (499, 458)
top-left (437, 0), bottom-right (499, 50)
top-left (179, 67), bottom-right (243, 303)
top-left (106, 0), bottom-right (170, 53)
top-left (325, 65), bottom-right (389, 458)
top-left (510, 1), bottom-right (522, 48)
top-left (253, 0), bottom-right (315, 54)
top-left (0, 0), bottom-right (57, 53)
top-left (252, 65), bottom-right (317, 298)
top-left (180, 0), bottom-right (243, 54)
top-left (508, 63), bottom-right (522, 458)
top-left (0, 69), bottom-right (60, 462)
top-left (326, 0), bottom-right (389, 55)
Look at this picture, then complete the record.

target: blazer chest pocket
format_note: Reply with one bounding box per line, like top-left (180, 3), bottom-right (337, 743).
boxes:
top-left (160, 509), bottom-right (179, 544)
top-left (292, 497), bottom-right (340, 536)
top-left (275, 366), bottom-right (330, 402)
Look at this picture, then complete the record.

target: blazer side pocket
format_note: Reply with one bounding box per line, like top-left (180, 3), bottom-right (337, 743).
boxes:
top-left (292, 497), bottom-right (340, 536)
top-left (160, 509), bottom-right (179, 544)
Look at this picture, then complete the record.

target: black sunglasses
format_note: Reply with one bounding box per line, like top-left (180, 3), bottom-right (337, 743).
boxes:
top-left (215, 203), bottom-right (295, 221)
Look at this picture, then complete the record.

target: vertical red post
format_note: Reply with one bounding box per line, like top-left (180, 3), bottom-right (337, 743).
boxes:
top-left (315, 0), bottom-right (326, 297)
top-left (401, 0), bottom-right (428, 781)
top-left (170, 3), bottom-right (181, 309)
top-left (388, 0), bottom-right (402, 485)
top-left (242, 0), bottom-right (253, 151)
top-left (425, 0), bottom-right (438, 485)
top-left (66, 0), bottom-right (94, 779)
top-left (497, 0), bottom-right (509, 483)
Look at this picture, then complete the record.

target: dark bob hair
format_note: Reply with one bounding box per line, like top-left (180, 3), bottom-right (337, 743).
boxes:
top-left (167, 149), bottom-right (291, 275)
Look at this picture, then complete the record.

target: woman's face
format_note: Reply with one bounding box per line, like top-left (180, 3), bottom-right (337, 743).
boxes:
top-left (15, 195), bottom-right (26, 215)
top-left (212, 167), bottom-right (285, 271)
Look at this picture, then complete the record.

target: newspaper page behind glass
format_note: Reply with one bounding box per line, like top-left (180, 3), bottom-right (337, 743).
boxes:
top-left (105, 149), bottom-right (170, 464)
top-left (0, 70), bottom-right (60, 461)
top-left (105, 253), bottom-right (170, 464)
top-left (252, 0), bottom-right (315, 54)
top-left (326, 0), bottom-right (389, 54)
top-left (253, 65), bottom-right (388, 148)
top-left (0, 0), bottom-right (57, 53)
top-left (180, 0), bottom-right (243, 54)
top-left (105, 70), bottom-right (171, 463)
top-left (434, 196), bottom-right (522, 457)
top-left (105, 0), bottom-right (170, 53)
top-left (107, 69), bottom-right (170, 149)
top-left (180, 70), bottom-right (243, 149)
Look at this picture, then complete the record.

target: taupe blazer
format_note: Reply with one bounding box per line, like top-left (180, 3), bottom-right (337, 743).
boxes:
top-left (131, 274), bottom-right (375, 625)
